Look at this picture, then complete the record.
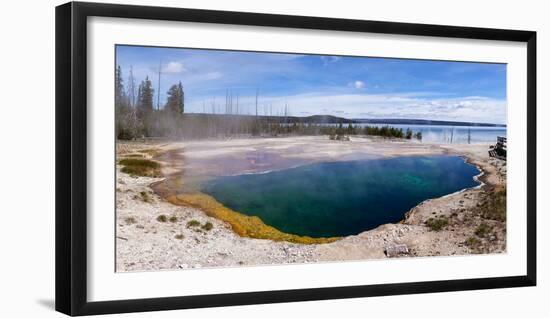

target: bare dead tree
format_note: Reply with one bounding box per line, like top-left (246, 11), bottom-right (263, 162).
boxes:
top-left (127, 66), bottom-right (136, 108)
top-left (255, 88), bottom-right (259, 118)
top-left (156, 60), bottom-right (162, 110)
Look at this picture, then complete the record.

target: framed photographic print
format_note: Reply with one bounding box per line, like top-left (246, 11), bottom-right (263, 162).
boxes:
top-left (55, 1), bottom-right (536, 316)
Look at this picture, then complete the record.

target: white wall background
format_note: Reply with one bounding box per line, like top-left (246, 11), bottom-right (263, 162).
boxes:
top-left (0, 0), bottom-right (546, 317)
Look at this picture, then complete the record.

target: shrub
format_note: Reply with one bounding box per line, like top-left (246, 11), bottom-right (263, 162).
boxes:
top-left (174, 234), bottom-right (185, 240)
top-left (425, 216), bottom-right (449, 231)
top-left (119, 158), bottom-right (160, 168)
top-left (169, 215), bottom-right (178, 223)
top-left (477, 188), bottom-right (506, 222)
top-left (157, 214), bottom-right (168, 222)
top-left (201, 221), bottom-right (213, 231)
top-left (139, 191), bottom-right (152, 203)
top-left (466, 236), bottom-right (481, 247)
top-left (186, 220), bottom-right (201, 228)
top-left (119, 158), bottom-right (161, 177)
top-left (474, 223), bottom-right (492, 238)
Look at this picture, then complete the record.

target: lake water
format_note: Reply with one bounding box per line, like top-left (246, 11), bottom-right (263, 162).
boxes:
top-left (202, 156), bottom-right (480, 238)
top-left (360, 124), bottom-right (506, 144)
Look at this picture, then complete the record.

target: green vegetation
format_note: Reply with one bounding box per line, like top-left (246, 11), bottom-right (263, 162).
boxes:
top-left (168, 215), bottom-right (178, 223)
top-left (364, 125), bottom-right (408, 139)
top-left (186, 220), bottom-right (201, 228)
top-left (474, 223), bottom-right (492, 238)
top-left (117, 109), bottom-right (425, 141)
top-left (425, 216), bottom-right (449, 231)
top-left (134, 191), bottom-right (153, 203)
top-left (124, 153), bottom-right (144, 158)
top-left (405, 128), bottom-right (413, 139)
top-left (119, 158), bottom-right (160, 168)
top-left (156, 214), bottom-right (168, 222)
top-left (201, 221), bottom-right (214, 231)
top-left (119, 158), bottom-right (161, 177)
top-left (477, 187), bottom-right (506, 222)
top-left (465, 236), bottom-right (481, 248)
top-left (326, 124), bottom-right (423, 141)
top-left (329, 134), bottom-right (350, 141)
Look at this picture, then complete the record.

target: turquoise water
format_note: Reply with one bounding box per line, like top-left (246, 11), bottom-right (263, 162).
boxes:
top-left (202, 156), bottom-right (480, 238)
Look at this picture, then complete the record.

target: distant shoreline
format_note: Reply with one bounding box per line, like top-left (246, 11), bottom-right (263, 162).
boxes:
top-left (181, 113), bottom-right (506, 127)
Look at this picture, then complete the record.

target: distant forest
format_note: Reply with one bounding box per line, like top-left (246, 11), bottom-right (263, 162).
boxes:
top-left (115, 66), bottom-right (422, 141)
top-left (115, 65), bottom-right (184, 140)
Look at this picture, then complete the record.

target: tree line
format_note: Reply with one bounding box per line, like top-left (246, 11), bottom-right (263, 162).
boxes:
top-left (328, 123), bottom-right (422, 141)
top-left (116, 65), bottom-right (185, 139)
top-left (115, 65), bottom-right (422, 142)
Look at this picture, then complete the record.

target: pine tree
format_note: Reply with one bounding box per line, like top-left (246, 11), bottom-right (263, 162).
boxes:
top-left (138, 76), bottom-right (154, 116)
top-left (115, 65), bottom-right (126, 108)
top-left (165, 81), bottom-right (184, 114)
top-left (405, 128), bottom-right (413, 139)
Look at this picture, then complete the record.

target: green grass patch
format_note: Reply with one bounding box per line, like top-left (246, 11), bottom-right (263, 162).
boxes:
top-left (201, 221), bottom-right (213, 231)
top-left (465, 236), bottom-right (481, 248)
top-left (474, 223), bottom-right (492, 238)
top-left (119, 158), bottom-right (161, 177)
top-left (425, 216), bottom-right (449, 232)
top-left (186, 220), bottom-right (201, 228)
top-left (133, 191), bottom-right (152, 203)
top-left (477, 187), bottom-right (506, 222)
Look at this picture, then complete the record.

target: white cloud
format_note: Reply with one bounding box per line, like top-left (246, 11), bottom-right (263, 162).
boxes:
top-left (354, 80), bottom-right (365, 89)
top-left (162, 61), bottom-right (185, 74)
top-left (186, 92), bottom-right (506, 124)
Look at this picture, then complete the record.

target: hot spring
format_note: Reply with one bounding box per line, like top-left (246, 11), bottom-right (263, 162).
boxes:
top-left (202, 155), bottom-right (481, 238)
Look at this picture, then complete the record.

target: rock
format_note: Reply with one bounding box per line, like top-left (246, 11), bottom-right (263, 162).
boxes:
top-left (385, 244), bottom-right (409, 258)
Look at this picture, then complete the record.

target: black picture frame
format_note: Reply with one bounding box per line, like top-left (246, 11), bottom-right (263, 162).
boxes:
top-left (55, 1), bottom-right (537, 316)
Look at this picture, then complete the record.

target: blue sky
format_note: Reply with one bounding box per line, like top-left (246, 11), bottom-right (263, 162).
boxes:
top-left (116, 45), bottom-right (507, 124)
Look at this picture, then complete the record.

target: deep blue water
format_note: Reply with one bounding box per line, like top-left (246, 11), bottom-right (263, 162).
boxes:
top-left (202, 156), bottom-right (480, 238)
